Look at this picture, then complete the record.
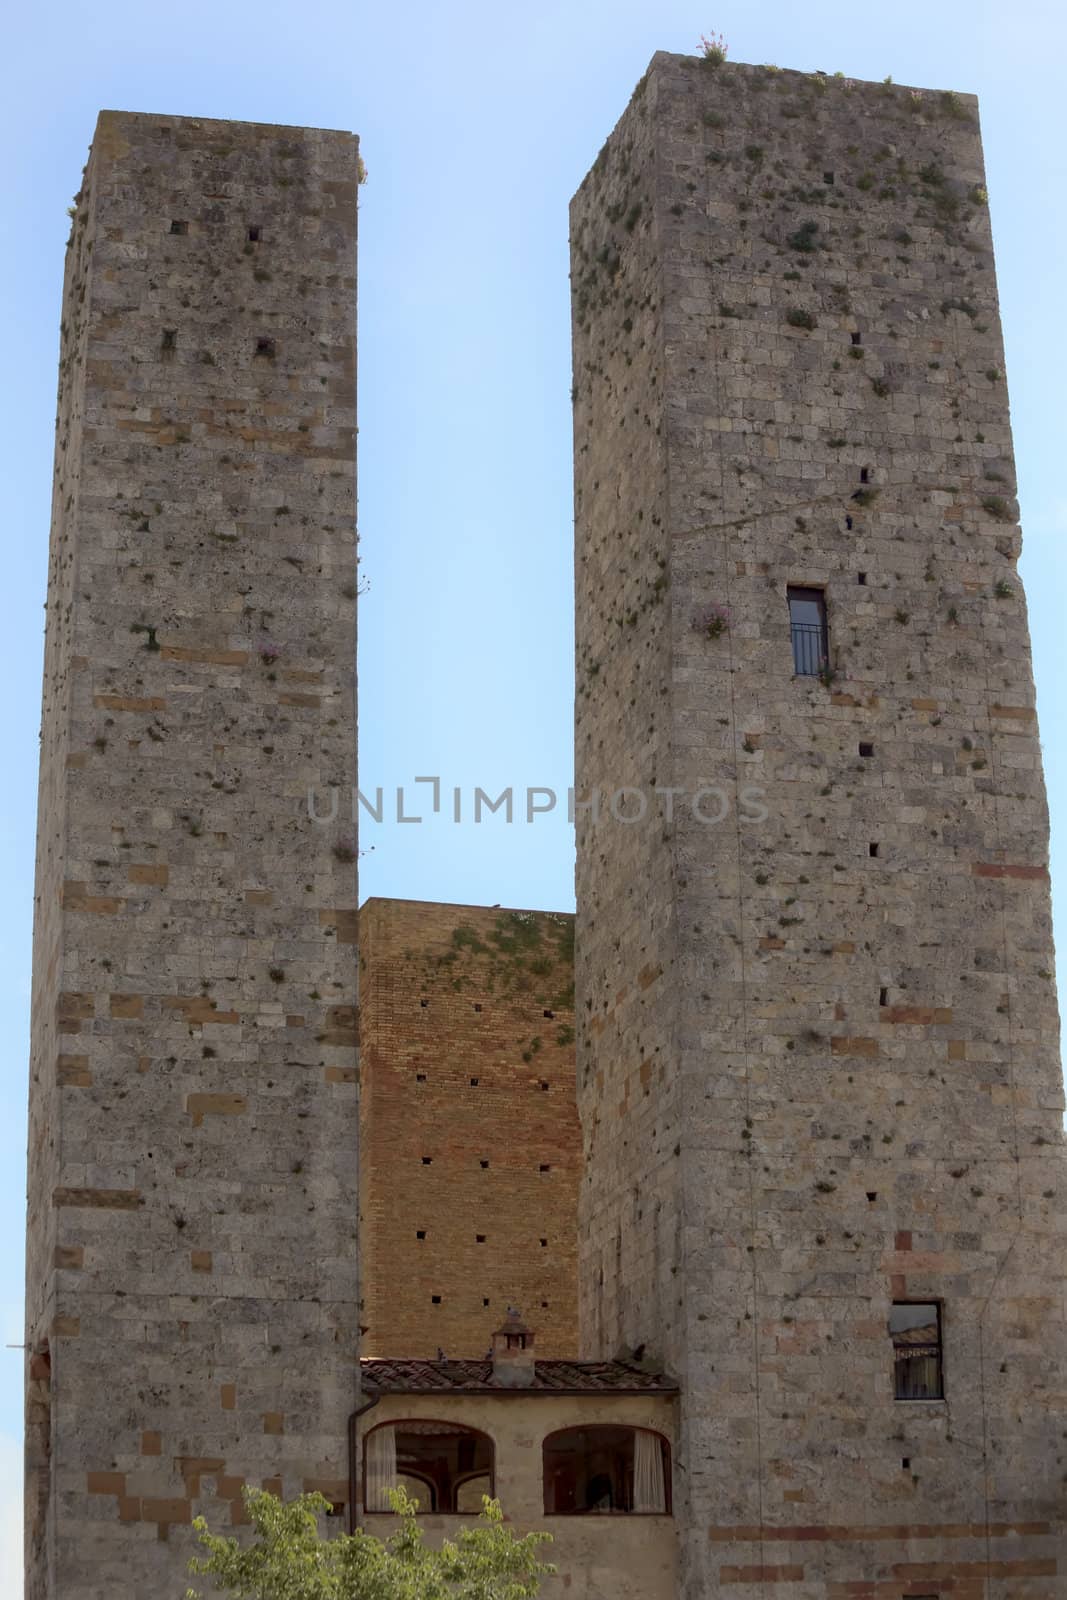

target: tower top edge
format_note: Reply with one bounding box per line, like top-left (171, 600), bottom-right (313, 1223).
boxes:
top-left (94, 108), bottom-right (359, 142)
top-left (569, 52), bottom-right (980, 209)
top-left (641, 51), bottom-right (978, 102)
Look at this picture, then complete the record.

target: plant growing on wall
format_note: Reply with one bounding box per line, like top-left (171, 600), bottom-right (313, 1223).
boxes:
top-left (699, 29), bottom-right (728, 64)
top-left (186, 1487), bottom-right (554, 1599)
top-left (693, 604), bottom-right (731, 640)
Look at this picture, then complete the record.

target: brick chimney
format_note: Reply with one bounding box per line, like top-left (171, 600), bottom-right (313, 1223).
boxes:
top-left (491, 1307), bottom-right (536, 1387)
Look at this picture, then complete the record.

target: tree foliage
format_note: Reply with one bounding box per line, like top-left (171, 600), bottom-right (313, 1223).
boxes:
top-left (186, 1487), bottom-right (554, 1600)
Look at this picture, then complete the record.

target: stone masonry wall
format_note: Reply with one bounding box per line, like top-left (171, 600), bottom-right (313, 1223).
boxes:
top-left (571, 58), bottom-right (681, 1375)
top-left (573, 55), bottom-right (1067, 1598)
top-left (25, 110), bottom-right (361, 1599)
top-left (359, 898), bottom-right (578, 1357)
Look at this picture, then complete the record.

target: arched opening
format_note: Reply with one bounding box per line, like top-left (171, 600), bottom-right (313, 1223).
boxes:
top-left (542, 1425), bottom-right (671, 1515)
top-left (363, 1420), bottom-right (494, 1514)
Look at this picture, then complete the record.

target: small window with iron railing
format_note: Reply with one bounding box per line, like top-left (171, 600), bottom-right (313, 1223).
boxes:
top-left (787, 586), bottom-right (829, 677)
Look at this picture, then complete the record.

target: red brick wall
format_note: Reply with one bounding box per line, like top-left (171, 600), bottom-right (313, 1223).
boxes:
top-left (359, 899), bottom-right (579, 1357)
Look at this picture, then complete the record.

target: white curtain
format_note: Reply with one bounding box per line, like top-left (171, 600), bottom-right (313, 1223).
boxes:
top-left (896, 1350), bottom-right (940, 1400)
top-left (365, 1425), bottom-right (398, 1512)
top-left (632, 1431), bottom-right (666, 1514)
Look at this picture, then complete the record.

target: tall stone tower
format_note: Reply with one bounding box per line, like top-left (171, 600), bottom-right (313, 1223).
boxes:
top-left (26, 111), bottom-right (360, 1597)
top-left (572, 55), bottom-right (1067, 1596)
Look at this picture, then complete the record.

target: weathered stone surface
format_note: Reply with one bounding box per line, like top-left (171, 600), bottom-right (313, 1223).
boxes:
top-left (26, 109), bottom-right (360, 1598)
top-left (572, 54), bottom-right (1067, 1597)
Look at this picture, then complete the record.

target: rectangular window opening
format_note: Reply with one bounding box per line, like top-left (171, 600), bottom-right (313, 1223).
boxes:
top-left (161, 329), bottom-right (177, 352)
top-left (869, 842), bottom-right (880, 857)
top-left (254, 336), bottom-right (276, 359)
top-left (866, 1191), bottom-right (878, 1202)
top-left (860, 466), bottom-right (871, 483)
top-left (787, 586), bottom-right (828, 677)
top-left (470, 1076), bottom-right (479, 1086)
top-left (169, 220), bottom-right (188, 235)
top-left (880, 987), bottom-right (889, 1006)
top-left (480, 1159), bottom-right (490, 1169)
top-left (431, 1294), bottom-right (442, 1305)
top-left (890, 1302), bottom-right (943, 1400)
top-left (543, 1423), bottom-right (670, 1516)
top-left (857, 571), bottom-right (867, 585)
top-left (851, 331), bottom-right (862, 346)
top-left (247, 225), bottom-right (261, 242)
top-left (476, 1234), bottom-right (486, 1243)
top-left (421, 1156), bottom-right (432, 1166)
top-left (539, 1163), bottom-right (551, 1173)
top-left (859, 742), bottom-right (875, 758)
top-left (415, 1072), bottom-right (427, 1082)
top-left (416, 1230), bottom-right (426, 1240)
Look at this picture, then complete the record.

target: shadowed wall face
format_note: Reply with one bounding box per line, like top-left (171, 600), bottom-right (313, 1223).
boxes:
top-left (572, 54), bottom-right (1067, 1597)
top-left (360, 899), bottom-right (579, 1358)
top-left (26, 110), bottom-right (360, 1597)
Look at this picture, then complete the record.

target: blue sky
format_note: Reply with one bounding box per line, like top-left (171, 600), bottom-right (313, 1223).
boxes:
top-left (2, 0), bottom-right (1065, 1576)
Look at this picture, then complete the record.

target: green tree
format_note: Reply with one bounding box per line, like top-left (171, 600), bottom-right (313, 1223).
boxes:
top-left (186, 1486), bottom-right (554, 1600)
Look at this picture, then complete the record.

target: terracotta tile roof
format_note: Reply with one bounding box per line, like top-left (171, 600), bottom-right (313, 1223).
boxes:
top-left (360, 1357), bottom-right (679, 1395)
top-left (892, 1324), bottom-right (940, 1351)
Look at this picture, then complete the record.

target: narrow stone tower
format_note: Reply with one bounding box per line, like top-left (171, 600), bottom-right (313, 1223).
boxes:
top-left (572, 55), bottom-right (1067, 1595)
top-left (26, 111), bottom-right (360, 1597)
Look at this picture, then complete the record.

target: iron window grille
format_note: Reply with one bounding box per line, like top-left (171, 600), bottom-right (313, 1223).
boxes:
top-left (787, 586), bottom-right (829, 677)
